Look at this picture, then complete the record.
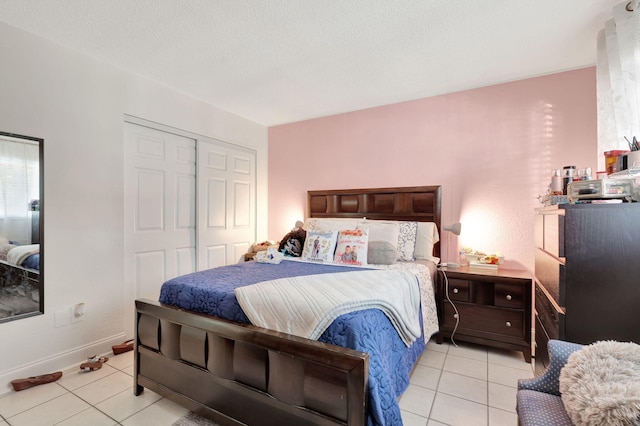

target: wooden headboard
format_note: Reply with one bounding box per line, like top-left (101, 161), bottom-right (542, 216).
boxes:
top-left (307, 185), bottom-right (442, 258)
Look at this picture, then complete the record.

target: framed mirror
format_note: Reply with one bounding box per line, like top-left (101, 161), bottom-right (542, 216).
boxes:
top-left (0, 131), bottom-right (43, 322)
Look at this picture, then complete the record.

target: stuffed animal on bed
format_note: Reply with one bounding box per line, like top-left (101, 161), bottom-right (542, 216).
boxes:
top-left (278, 228), bottom-right (306, 257)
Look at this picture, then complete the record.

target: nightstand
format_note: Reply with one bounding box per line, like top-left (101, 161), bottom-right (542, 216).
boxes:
top-left (436, 266), bottom-right (532, 362)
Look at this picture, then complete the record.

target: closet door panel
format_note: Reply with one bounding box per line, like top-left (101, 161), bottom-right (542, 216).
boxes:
top-left (134, 250), bottom-right (166, 301)
top-left (124, 122), bottom-right (197, 335)
top-left (234, 181), bottom-right (250, 228)
top-left (206, 245), bottom-right (227, 269)
top-left (198, 140), bottom-right (255, 270)
top-left (206, 178), bottom-right (227, 229)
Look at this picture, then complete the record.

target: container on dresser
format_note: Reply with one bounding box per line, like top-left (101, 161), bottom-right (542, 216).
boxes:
top-left (534, 203), bottom-right (640, 374)
top-left (435, 266), bottom-right (532, 363)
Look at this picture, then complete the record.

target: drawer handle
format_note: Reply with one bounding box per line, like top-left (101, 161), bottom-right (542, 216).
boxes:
top-left (505, 321), bottom-right (512, 327)
top-left (506, 295), bottom-right (512, 301)
top-left (453, 288), bottom-right (459, 294)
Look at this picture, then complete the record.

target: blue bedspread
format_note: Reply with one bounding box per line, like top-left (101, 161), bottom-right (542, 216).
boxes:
top-left (23, 253), bottom-right (40, 271)
top-left (159, 260), bottom-right (426, 426)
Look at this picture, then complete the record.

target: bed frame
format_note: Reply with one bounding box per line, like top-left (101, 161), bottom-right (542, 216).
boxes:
top-left (0, 261), bottom-right (40, 320)
top-left (134, 185), bottom-right (441, 426)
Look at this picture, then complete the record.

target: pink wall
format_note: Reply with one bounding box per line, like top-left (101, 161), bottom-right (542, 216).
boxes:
top-left (268, 68), bottom-right (597, 271)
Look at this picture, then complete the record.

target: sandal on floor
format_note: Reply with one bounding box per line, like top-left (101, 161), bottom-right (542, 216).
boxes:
top-left (112, 339), bottom-right (134, 355)
top-left (80, 355), bottom-right (109, 371)
top-left (10, 371), bottom-right (63, 392)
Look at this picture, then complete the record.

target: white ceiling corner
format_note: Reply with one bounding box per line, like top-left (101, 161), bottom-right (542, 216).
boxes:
top-left (0, 0), bottom-right (619, 126)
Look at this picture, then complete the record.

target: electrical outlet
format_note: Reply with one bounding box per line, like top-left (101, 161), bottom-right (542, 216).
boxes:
top-left (71, 303), bottom-right (85, 323)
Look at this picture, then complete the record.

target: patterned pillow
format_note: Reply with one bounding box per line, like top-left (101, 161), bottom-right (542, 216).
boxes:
top-left (397, 221), bottom-right (418, 261)
top-left (301, 230), bottom-right (338, 263)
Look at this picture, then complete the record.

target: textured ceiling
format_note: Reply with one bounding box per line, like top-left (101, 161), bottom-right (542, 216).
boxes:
top-left (0, 0), bottom-right (618, 126)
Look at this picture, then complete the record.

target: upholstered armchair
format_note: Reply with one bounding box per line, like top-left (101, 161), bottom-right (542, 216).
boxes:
top-left (516, 340), bottom-right (583, 426)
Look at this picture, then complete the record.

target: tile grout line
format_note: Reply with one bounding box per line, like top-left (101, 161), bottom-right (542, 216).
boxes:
top-left (2, 356), bottom-right (135, 426)
top-left (56, 387), bottom-right (124, 426)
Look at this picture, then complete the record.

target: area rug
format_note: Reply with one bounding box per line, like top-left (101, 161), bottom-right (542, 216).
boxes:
top-left (172, 412), bottom-right (220, 426)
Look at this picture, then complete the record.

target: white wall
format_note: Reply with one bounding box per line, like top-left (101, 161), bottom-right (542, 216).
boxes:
top-left (0, 23), bottom-right (268, 392)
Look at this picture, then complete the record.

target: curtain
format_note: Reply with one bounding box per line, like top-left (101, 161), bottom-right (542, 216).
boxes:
top-left (597, 0), bottom-right (640, 170)
top-left (0, 136), bottom-right (40, 243)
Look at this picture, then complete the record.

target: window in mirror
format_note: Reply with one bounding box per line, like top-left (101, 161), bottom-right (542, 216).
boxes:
top-left (0, 131), bottom-right (43, 322)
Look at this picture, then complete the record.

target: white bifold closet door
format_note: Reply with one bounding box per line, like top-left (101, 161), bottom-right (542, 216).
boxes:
top-left (123, 120), bottom-right (255, 334)
top-left (197, 140), bottom-right (254, 270)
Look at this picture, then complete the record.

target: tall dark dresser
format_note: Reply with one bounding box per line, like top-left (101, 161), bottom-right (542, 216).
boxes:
top-left (534, 203), bottom-right (640, 374)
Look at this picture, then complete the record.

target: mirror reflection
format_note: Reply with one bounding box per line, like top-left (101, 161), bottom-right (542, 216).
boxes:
top-left (0, 131), bottom-right (43, 322)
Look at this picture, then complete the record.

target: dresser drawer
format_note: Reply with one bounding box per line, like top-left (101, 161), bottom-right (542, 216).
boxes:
top-left (443, 304), bottom-right (524, 339)
top-left (445, 279), bottom-right (470, 302)
top-left (542, 213), bottom-right (564, 258)
top-left (535, 282), bottom-right (562, 340)
top-left (535, 248), bottom-right (564, 306)
top-left (535, 314), bottom-right (551, 375)
top-left (494, 283), bottom-right (524, 309)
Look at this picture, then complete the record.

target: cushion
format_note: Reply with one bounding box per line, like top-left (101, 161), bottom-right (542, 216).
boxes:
top-left (516, 389), bottom-right (574, 426)
top-left (414, 222), bottom-right (440, 263)
top-left (397, 221), bottom-right (418, 261)
top-left (559, 340), bottom-right (640, 426)
top-left (367, 241), bottom-right (397, 265)
top-left (333, 229), bottom-right (368, 266)
top-left (278, 228), bottom-right (306, 257)
top-left (301, 230), bottom-right (338, 263)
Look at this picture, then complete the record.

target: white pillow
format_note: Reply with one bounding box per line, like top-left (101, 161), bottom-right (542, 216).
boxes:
top-left (356, 220), bottom-right (399, 252)
top-left (304, 218), bottom-right (361, 232)
top-left (414, 222), bottom-right (440, 263)
top-left (397, 221), bottom-right (418, 261)
top-left (333, 229), bottom-right (368, 266)
top-left (301, 230), bottom-right (338, 263)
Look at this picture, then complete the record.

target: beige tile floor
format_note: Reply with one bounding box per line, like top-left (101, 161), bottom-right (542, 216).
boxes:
top-left (0, 340), bottom-right (534, 426)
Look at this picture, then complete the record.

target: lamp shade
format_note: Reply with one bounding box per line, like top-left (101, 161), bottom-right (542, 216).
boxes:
top-left (443, 222), bottom-right (462, 236)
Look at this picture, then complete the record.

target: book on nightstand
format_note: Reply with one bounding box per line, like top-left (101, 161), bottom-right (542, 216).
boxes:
top-left (468, 262), bottom-right (498, 270)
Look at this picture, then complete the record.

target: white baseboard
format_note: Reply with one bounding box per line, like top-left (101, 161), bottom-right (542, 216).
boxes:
top-left (0, 332), bottom-right (128, 396)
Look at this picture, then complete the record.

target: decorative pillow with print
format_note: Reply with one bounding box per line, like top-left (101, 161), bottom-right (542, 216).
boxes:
top-left (301, 230), bottom-right (338, 263)
top-left (333, 229), bottom-right (368, 266)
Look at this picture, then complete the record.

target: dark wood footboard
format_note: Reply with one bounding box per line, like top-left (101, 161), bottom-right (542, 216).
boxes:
top-left (135, 299), bottom-right (369, 426)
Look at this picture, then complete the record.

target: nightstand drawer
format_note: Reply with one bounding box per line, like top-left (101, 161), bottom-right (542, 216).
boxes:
top-left (445, 279), bottom-right (470, 302)
top-left (494, 283), bottom-right (524, 309)
top-left (443, 304), bottom-right (524, 339)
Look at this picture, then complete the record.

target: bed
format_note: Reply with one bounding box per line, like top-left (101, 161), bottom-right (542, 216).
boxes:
top-left (0, 239), bottom-right (40, 272)
top-left (134, 185), bottom-right (442, 426)
top-left (0, 241), bottom-right (40, 319)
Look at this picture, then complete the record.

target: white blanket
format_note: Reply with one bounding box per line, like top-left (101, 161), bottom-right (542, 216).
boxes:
top-left (235, 269), bottom-right (421, 346)
top-left (7, 244), bottom-right (39, 266)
